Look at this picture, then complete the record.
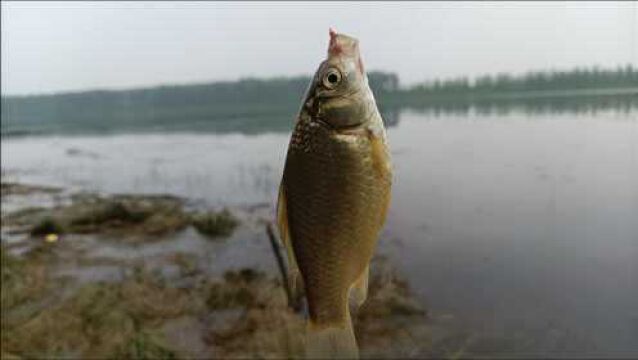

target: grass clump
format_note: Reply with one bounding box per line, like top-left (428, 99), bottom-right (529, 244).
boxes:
top-left (206, 269), bottom-right (264, 310)
top-left (203, 268), bottom-right (305, 359)
top-left (3, 194), bottom-right (189, 239)
top-left (354, 263), bottom-right (432, 359)
top-left (71, 201), bottom-right (150, 227)
top-left (1, 246), bottom-right (54, 359)
top-left (191, 209), bottom-right (239, 239)
top-left (68, 196), bottom-right (188, 236)
top-left (1, 267), bottom-right (185, 359)
top-left (0, 246), bottom-right (48, 312)
top-left (358, 272), bottom-right (426, 319)
top-left (205, 306), bottom-right (304, 359)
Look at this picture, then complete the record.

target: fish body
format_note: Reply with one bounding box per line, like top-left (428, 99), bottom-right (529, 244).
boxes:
top-left (277, 29), bottom-right (392, 358)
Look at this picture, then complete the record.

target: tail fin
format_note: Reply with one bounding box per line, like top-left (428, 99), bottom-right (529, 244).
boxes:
top-left (305, 315), bottom-right (358, 359)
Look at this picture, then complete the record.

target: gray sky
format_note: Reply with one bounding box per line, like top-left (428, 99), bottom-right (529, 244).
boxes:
top-left (2, 1), bottom-right (637, 96)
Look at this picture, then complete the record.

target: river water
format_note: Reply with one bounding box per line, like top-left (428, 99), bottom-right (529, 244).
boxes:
top-left (2, 108), bottom-right (637, 357)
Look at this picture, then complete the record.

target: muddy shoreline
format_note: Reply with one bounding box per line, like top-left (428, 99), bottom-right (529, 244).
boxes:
top-left (1, 181), bottom-right (465, 359)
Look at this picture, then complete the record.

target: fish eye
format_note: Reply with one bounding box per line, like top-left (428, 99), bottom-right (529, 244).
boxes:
top-left (322, 69), bottom-right (342, 89)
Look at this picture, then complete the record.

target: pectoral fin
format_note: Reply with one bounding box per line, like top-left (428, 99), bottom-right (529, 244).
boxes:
top-left (368, 128), bottom-right (392, 182)
top-left (277, 184), bottom-right (302, 299)
top-left (368, 130), bottom-right (392, 224)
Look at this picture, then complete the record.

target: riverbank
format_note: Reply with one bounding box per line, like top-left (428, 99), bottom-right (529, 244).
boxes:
top-left (1, 181), bottom-right (458, 359)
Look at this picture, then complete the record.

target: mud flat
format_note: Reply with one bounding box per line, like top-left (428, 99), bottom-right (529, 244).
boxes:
top-left (1, 182), bottom-right (462, 359)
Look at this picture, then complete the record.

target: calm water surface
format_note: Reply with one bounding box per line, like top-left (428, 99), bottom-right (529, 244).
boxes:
top-left (2, 110), bottom-right (637, 357)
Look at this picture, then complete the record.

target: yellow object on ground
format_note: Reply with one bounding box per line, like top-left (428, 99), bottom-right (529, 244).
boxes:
top-left (45, 233), bottom-right (59, 243)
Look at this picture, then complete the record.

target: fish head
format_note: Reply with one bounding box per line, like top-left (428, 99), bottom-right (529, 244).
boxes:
top-left (303, 29), bottom-right (376, 130)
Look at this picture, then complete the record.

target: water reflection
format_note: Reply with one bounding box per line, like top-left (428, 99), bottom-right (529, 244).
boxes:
top-left (3, 93), bottom-right (636, 137)
top-left (2, 108), bottom-right (637, 357)
top-left (396, 92), bottom-right (638, 118)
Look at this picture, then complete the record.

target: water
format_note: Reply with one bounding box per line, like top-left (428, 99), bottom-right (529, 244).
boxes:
top-left (2, 109), bottom-right (637, 357)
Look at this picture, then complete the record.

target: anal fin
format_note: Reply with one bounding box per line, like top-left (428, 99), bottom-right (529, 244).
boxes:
top-left (350, 264), bottom-right (369, 308)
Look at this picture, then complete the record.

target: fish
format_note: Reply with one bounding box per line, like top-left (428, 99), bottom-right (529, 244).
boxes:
top-left (277, 28), bottom-right (392, 359)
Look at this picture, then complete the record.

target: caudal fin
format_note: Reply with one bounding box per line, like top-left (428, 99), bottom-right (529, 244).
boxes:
top-left (305, 317), bottom-right (358, 359)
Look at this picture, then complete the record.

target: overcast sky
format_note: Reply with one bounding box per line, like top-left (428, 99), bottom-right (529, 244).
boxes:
top-left (2, 1), bottom-right (636, 95)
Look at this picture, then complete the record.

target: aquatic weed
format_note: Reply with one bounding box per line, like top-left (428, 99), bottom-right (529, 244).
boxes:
top-left (191, 209), bottom-right (239, 239)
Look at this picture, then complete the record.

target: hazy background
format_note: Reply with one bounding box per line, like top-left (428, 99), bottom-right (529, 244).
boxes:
top-left (2, 1), bottom-right (637, 95)
top-left (2, 2), bottom-right (638, 358)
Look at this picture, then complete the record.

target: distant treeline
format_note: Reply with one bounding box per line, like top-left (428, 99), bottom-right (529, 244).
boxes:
top-left (391, 65), bottom-right (638, 115)
top-left (2, 65), bottom-right (637, 136)
top-left (410, 65), bottom-right (638, 94)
